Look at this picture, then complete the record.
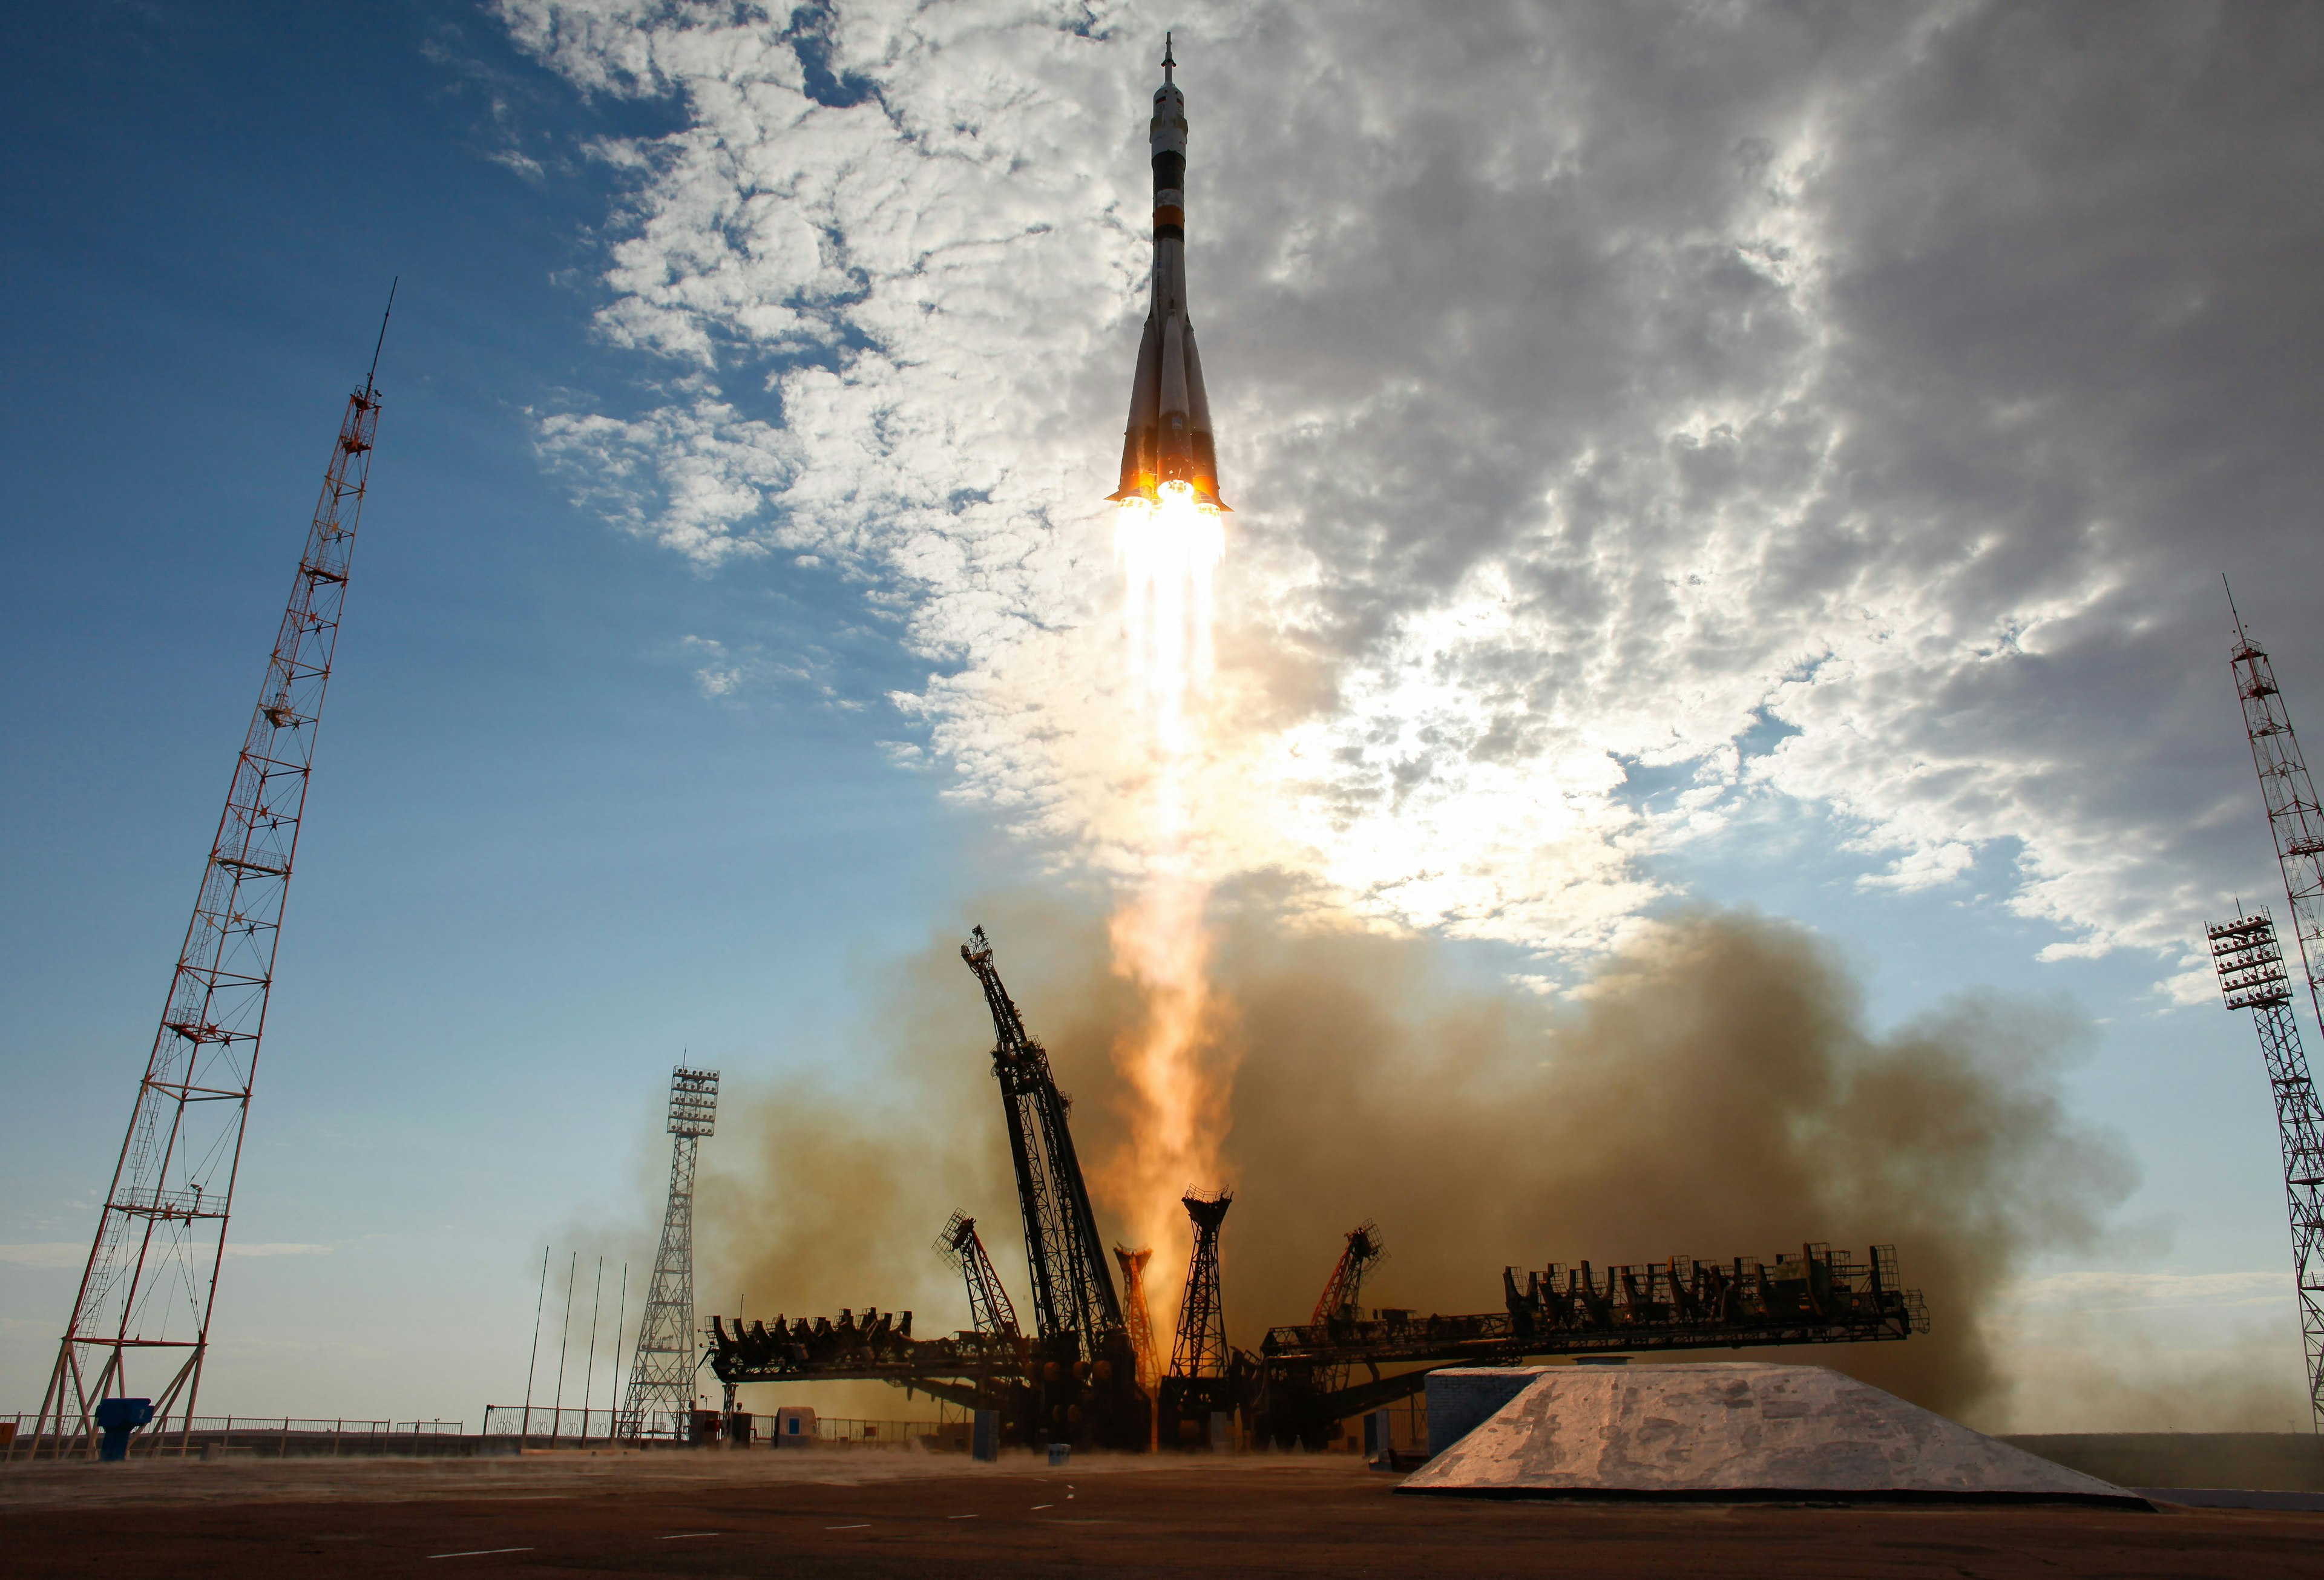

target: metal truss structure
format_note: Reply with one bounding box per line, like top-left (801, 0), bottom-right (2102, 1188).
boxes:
top-left (959, 928), bottom-right (1120, 1342)
top-left (937, 1213), bottom-right (1020, 1340)
top-left (1114, 1244), bottom-right (1162, 1398)
top-left (2218, 601), bottom-right (2324, 1428)
top-left (2207, 911), bottom-right (2324, 1428)
top-left (955, 927), bottom-right (1146, 1449)
top-left (1302, 1222), bottom-right (1387, 1406)
top-left (617, 1067), bottom-right (718, 1440)
top-left (22, 321), bottom-right (390, 1460)
top-left (1248, 1241), bottom-right (1927, 1449)
top-left (1158, 1188), bottom-right (1235, 1446)
top-left (709, 1239), bottom-right (1925, 1455)
top-left (1310, 1222), bottom-right (1385, 1326)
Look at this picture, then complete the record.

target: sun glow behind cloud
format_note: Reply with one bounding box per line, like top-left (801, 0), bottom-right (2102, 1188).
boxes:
top-left (502, 0), bottom-right (2324, 991)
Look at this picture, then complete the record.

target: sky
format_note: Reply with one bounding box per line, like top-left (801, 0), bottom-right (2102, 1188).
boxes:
top-left (3, 0), bottom-right (2322, 1435)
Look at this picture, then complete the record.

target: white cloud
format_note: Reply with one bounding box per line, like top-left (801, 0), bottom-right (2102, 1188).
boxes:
top-left (499, 0), bottom-right (2324, 971)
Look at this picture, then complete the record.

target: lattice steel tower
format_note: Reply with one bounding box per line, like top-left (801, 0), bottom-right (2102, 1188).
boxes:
top-left (2220, 594), bottom-right (2324, 1428)
top-left (618, 1066), bottom-right (719, 1440)
top-left (938, 1212), bottom-right (1021, 1340)
top-left (2205, 911), bottom-right (2324, 1429)
top-left (1167, 1188), bottom-right (1232, 1382)
top-left (1114, 1244), bottom-right (1161, 1398)
top-left (24, 311), bottom-right (390, 1459)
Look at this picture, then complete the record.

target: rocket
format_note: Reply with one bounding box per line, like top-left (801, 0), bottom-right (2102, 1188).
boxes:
top-left (1109, 36), bottom-right (1227, 511)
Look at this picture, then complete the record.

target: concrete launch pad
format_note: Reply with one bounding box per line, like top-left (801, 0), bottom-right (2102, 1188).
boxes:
top-left (2, 1447), bottom-right (2317, 1577)
top-left (1403, 1363), bottom-right (2142, 1506)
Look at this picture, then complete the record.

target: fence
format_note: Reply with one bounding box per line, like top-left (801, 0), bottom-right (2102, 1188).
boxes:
top-left (812, 1416), bottom-right (958, 1449)
top-left (3, 1414), bottom-right (465, 1461)
top-left (480, 1405), bottom-right (634, 1444)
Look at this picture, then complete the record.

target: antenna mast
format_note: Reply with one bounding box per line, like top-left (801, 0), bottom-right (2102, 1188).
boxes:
top-left (20, 347), bottom-right (386, 1460)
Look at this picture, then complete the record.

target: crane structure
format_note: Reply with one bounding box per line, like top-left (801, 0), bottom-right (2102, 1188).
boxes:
top-left (22, 322), bottom-right (390, 1460)
top-left (959, 927), bottom-right (1121, 1342)
top-left (1310, 1221), bottom-right (1385, 1326)
top-left (1114, 1244), bottom-right (1162, 1399)
top-left (617, 1066), bottom-right (719, 1440)
top-left (958, 926), bottom-right (1146, 1448)
top-left (937, 1212), bottom-right (1020, 1340)
top-left (2218, 603), bottom-right (2324, 1428)
top-left (1158, 1188), bottom-right (1236, 1447)
top-left (708, 929), bottom-right (1149, 1451)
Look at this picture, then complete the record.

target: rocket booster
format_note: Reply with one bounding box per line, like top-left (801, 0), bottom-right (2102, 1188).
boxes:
top-left (1109, 36), bottom-right (1227, 511)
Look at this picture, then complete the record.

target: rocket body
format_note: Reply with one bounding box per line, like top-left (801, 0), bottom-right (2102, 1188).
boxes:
top-left (1111, 46), bottom-right (1226, 510)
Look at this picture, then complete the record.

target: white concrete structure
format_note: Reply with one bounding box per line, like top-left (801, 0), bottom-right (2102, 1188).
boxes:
top-left (1402, 1363), bottom-right (2142, 1505)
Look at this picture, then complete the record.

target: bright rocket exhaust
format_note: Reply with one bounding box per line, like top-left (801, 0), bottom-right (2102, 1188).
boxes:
top-left (1109, 35), bottom-right (1227, 513)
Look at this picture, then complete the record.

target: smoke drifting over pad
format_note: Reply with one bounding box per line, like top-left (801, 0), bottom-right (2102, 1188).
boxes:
top-left (697, 899), bottom-right (2135, 1428)
top-left (1402, 1364), bottom-right (2145, 1506)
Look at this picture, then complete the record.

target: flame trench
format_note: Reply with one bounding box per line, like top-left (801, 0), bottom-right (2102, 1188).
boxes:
top-left (1108, 482), bottom-right (1228, 1331)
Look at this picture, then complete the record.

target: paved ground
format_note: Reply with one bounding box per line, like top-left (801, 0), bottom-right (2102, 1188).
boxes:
top-left (2, 1449), bottom-right (2318, 1576)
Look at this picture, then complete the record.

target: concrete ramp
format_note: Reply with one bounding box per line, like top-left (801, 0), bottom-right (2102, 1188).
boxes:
top-left (1400, 1363), bottom-right (2144, 1506)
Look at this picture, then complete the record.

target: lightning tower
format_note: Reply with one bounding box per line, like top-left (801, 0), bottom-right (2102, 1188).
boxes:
top-left (1160, 1187), bottom-right (1233, 1446)
top-left (618, 1066), bottom-right (719, 1440)
top-left (2219, 595), bottom-right (2324, 1428)
top-left (24, 305), bottom-right (392, 1458)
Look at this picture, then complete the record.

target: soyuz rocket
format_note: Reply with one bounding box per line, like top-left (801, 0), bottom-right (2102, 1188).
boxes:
top-left (1109, 36), bottom-right (1227, 511)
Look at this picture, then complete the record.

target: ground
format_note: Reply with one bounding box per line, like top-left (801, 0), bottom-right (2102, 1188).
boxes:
top-left (1, 1449), bottom-right (2316, 1576)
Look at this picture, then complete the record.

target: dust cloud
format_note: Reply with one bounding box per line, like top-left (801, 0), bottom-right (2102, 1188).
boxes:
top-left (695, 887), bottom-right (2139, 1426)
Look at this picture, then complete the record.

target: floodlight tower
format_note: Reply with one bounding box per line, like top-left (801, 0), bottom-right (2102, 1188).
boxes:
top-left (2205, 911), bottom-right (2324, 1429)
top-left (2221, 591), bottom-right (2324, 1429)
top-left (618, 1066), bottom-right (718, 1440)
top-left (22, 304), bottom-right (392, 1460)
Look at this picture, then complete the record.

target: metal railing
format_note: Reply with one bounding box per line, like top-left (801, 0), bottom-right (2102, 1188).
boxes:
top-left (4, 1413), bottom-right (464, 1461)
top-left (480, 1405), bottom-right (626, 1444)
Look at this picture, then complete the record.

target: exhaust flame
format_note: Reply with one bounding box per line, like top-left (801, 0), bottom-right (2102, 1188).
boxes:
top-left (1108, 480), bottom-right (1229, 1336)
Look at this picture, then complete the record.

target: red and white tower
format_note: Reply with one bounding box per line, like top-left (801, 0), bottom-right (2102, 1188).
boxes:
top-left (22, 310), bottom-right (390, 1457)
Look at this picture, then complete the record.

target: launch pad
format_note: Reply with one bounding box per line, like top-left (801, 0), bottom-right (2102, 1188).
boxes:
top-left (705, 923), bottom-right (1929, 1455)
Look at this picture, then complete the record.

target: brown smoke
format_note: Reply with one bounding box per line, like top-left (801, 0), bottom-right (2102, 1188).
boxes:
top-left (696, 887), bottom-right (2133, 1424)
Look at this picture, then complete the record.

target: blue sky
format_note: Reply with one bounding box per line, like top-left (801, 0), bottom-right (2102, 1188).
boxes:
top-left (4, 1), bottom-right (2320, 1434)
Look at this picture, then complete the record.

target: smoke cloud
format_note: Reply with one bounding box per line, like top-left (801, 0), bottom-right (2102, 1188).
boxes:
top-left (697, 890), bottom-right (2138, 1426)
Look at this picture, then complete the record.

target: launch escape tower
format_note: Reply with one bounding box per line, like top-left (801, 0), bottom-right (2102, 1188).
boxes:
top-left (1160, 1188), bottom-right (1235, 1446)
top-left (619, 1066), bottom-right (719, 1440)
top-left (2214, 600), bottom-right (2324, 1429)
top-left (937, 1212), bottom-right (1020, 1340)
top-left (960, 927), bottom-right (1146, 1447)
top-left (24, 312), bottom-right (391, 1460)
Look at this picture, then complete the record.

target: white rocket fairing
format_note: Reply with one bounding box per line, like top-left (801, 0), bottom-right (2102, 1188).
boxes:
top-left (1110, 36), bottom-right (1226, 511)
